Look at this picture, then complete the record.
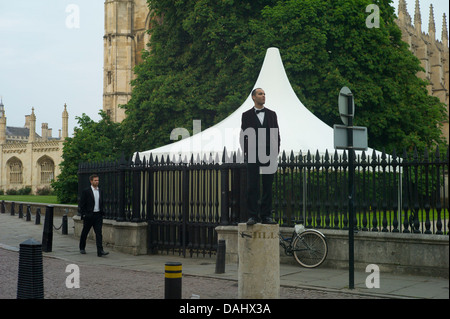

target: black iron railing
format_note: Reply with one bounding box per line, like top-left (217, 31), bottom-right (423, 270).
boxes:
top-left (78, 146), bottom-right (449, 256)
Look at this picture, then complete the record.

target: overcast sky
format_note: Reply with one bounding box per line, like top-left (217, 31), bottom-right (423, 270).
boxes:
top-left (0, 1), bottom-right (448, 138)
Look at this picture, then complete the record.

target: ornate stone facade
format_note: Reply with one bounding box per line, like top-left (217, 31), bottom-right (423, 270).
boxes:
top-left (0, 100), bottom-right (69, 193)
top-left (103, 0), bottom-right (151, 123)
top-left (396, 0), bottom-right (449, 143)
top-left (104, 0), bottom-right (448, 142)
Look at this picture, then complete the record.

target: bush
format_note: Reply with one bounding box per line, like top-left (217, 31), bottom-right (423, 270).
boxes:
top-left (17, 187), bottom-right (32, 195)
top-left (36, 186), bottom-right (54, 196)
top-left (6, 189), bottom-right (17, 195)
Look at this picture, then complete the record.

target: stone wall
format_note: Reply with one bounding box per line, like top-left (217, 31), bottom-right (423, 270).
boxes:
top-left (216, 226), bottom-right (449, 278)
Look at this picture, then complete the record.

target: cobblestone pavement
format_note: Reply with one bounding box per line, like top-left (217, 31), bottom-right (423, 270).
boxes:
top-left (0, 248), bottom-right (376, 299)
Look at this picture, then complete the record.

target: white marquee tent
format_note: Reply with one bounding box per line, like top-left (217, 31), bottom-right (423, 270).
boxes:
top-left (135, 47), bottom-right (375, 162)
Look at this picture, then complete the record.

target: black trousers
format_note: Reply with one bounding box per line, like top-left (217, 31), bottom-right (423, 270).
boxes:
top-left (79, 213), bottom-right (104, 253)
top-left (246, 163), bottom-right (274, 219)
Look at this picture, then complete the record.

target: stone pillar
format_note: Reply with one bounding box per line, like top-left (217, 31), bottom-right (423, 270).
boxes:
top-left (238, 223), bottom-right (279, 299)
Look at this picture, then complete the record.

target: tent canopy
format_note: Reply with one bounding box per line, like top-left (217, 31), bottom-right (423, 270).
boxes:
top-left (135, 47), bottom-right (373, 162)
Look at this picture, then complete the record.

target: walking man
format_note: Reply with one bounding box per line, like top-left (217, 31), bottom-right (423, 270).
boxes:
top-left (79, 174), bottom-right (109, 257)
top-left (240, 88), bottom-right (280, 225)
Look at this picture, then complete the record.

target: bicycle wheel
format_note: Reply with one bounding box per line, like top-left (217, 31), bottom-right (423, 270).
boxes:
top-left (292, 230), bottom-right (328, 268)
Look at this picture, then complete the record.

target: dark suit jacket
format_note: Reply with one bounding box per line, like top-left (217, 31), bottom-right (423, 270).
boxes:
top-left (79, 186), bottom-right (104, 216)
top-left (240, 107), bottom-right (281, 163)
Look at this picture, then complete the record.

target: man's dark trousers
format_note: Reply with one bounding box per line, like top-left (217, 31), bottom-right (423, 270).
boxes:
top-left (79, 213), bottom-right (103, 254)
top-left (246, 163), bottom-right (274, 220)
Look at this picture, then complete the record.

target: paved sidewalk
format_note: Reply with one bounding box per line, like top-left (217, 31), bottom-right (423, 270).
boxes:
top-left (0, 211), bottom-right (448, 299)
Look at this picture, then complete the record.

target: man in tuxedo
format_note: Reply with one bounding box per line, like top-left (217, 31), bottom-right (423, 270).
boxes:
top-left (79, 174), bottom-right (109, 257)
top-left (240, 88), bottom-right (280, 225)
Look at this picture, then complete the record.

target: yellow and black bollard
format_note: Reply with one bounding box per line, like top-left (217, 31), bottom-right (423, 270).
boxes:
top-left (164, 262), bottom-right (182, 299)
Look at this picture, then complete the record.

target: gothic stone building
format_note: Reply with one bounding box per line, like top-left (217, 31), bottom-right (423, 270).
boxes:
top-left (0, 100), bottom-right (69, 193)
top-left (102, 0), bottom-right (449, 144)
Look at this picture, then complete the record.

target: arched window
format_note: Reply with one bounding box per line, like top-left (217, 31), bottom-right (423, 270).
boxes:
top-left (38, 156), bottom-right (55, 184)
top-left (8, 158), bottom-right (23, 184)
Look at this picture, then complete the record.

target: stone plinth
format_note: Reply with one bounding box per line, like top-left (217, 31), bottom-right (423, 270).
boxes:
top-left (238, 223), bottom-right (279, 299)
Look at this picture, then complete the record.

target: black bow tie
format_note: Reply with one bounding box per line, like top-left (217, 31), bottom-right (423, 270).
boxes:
top-left (255, 109), bottom-right (265, 114)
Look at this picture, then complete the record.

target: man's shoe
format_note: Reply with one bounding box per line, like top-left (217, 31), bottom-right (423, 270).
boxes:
top-left (80, 249), bottom-right (86, 254)
top-left (98, 251), bottom-right (109, 257)
top-left (262, 217), bottom-right (277, 224)
top-left (246, 217), bottom-right (257, 225)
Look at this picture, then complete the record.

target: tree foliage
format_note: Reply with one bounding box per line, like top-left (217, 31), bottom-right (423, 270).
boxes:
top-left (121, 0), bottom-right (277, 154)
top-left (51, 112), bottom-right (123, 203)
top-left (121, 0), bottom-right (447, 155)
top-left (247, 0), bottom-right (447, 152)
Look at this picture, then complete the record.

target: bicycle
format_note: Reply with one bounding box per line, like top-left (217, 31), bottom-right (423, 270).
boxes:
top-left (279, 224), bottom-right (328, 268)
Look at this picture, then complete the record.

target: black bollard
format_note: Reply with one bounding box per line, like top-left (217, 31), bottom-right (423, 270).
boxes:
top-left (1, 200), bottom-right (5, 214)
top-left (17, 238), bottom-right (44, 299)
top-left (26, 205), bottom-right (31, 221)
top-left (165, 262), bottom-right (182, 299)
top-left (10, 202), bottom-right (15, 216)
top-left (215, 239), bottom-right (226, 274)
top-left (18, 204), bottom-right (23, 218)
top-left (62, 215), bottom-right (68, 235)
top-left (41, 206), bottom-right (54, 252)
top-left (35, 208), bottom-right (41, 225)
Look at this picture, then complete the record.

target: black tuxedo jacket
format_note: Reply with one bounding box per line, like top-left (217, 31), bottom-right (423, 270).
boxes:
top-left (79, 186), bottom-right (104, 216)
top-left (240, 107), bottom-right (281, 162)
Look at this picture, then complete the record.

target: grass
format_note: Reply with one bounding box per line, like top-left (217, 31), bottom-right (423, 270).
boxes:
top-left (0, 195), bottom-right (61, 205)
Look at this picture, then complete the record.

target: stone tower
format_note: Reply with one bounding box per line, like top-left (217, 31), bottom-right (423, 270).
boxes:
top-left (396, 0), bottom-right (449, 144)
top-left (103, 0), bottom-right (150, 123)
top-left (0, 98), bottom-right (6, 144)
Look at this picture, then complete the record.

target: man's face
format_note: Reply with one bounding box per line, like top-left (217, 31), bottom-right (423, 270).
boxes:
top-left (252, 89), bottom-right (266, 106)
top-left (90, 177), bottom-right (99, 188)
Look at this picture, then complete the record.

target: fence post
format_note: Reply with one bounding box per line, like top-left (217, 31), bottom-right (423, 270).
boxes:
top-left (131, 153), bottom-right (142, 222)
top-left (220, 149), bottom-right (229, 225)
top-left (117, 153), bottom-right (127, 222)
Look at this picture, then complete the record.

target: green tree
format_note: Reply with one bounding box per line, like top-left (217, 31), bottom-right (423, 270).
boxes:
top-left (121, 0), bottom-right (276, 154)
top-left (122, 0), bottom-right (447, 155)
top-left (52, 112), bottom-right (123, 204)
top-left (246, 0), bottom-right (446, 152)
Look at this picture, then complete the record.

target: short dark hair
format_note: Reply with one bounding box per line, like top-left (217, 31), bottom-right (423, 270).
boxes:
top-left (251, 88), bottom-right (263, 97)
top-left (89, 174), bottom-right (99, 181)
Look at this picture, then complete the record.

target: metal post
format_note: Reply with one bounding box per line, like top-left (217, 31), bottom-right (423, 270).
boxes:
top-left (347, 93), bottom-right (355, 290)
top-left (62, 215), bottom-right (68, 235)
top-left (17, 238), bottom-right (44, 299)
top-left (26, 205), bottom-right (31, 221)
top-left (215, 239), bottom-right (226, 274)
top-left (42, 205), bottom-right (54, 252)
top-left (35, 208), bottom-right (41, 225)
top-left (165, 262), bottom-right (182, 299)
top-left (18, 204), bottom-right (23, 218)
top-left (117, 153), bottom-right (127, 222)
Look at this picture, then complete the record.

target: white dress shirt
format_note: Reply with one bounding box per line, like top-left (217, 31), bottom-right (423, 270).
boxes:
top-left (91, 186), bottom-right (100, 212)
top-left (254, 107), bottom-right (265, 125)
